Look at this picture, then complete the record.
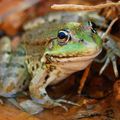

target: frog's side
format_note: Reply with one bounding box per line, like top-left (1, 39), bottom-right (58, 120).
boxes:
top-left (0, 37), bottom-right (30, 98)
top-left (20, 21), bottom-right (102, 114)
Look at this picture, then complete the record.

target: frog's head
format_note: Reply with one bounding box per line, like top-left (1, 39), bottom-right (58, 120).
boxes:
top-left (45, 22), bottom-right (102, 66)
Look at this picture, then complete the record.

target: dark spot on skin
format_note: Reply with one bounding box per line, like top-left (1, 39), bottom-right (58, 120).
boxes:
top-left (6, 51), bottom-right (11, 55)
top-left (20, 65), bottom-right (25, 68)
top-left (91, 29), bottom-right (97, 34)
top-left (104, 38), bottom-right (109, 43)
top-left (45, 54), bottom-right (52, 63)
top-left (79, 39), bottom-right (86, 44)
top-left (3, 51), bottom-right (11, 55)
top-left (49, 65), bottom-right (56, 71)
top-left (36, 63), bottom-right (39, 69)
top-left (43, 81), bottom-right (46, 84)
top-left (88, 21), bottom-right (97, 34)
top-left (32, 66), bottom-right (35, 71)
top-left (88, 21), bottom-right (96, 29)
top-left (81, 39), bottom-right (84, 42)
top-left (22, 79), bottom-right (28, 86)
top-left (79, 39), bottom-right (84, 42)
top-left (19, 85), bottom-right (22, 89)
top-left (45, 75), bottom-right (49, 81)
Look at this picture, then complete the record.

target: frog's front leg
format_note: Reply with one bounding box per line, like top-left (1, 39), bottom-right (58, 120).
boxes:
top-left (31, 66), bottom-right (79, 109)
top-left (20, 64), bottom-right (80, 114)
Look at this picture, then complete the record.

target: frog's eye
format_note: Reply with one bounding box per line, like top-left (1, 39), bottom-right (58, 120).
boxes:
top-left (88, 21), bottom-right (97, 34)
top-left (57, 30), bottom-right (71, 45)
top-left (88, 21), bottom-right (96, 29)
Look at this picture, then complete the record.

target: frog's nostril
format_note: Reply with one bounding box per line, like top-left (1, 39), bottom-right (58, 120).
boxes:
top-left (79, 39), bottom-right (84, 42)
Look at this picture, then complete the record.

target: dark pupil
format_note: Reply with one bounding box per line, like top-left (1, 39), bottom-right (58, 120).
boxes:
top-left (58, 32), bottom-right (66, 39)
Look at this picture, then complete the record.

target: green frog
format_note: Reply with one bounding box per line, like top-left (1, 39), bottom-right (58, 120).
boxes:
top-left (20, 21), bottom-right (102, 114)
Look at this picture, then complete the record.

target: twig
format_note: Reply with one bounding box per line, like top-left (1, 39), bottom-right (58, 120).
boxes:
top-left (102, 17), bottom-right (119, 41)
top-left (78, 64), bottom-right (91, 94)
top-left (51, 1), bottom-right (120, 11)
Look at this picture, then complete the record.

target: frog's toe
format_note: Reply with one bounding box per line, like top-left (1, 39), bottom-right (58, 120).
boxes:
top-left (99, 58), bottom-right (110, 75)
top-left (52, 98), bottom-right (80, 111)
top-left (99, 55), bottom-right (119, 77)
top-left (20, 100), bottom-right (44, 115)
top-left (111, 56), bottom-right (119, 77)
top-left (56, 99), bottom-right (80, 106)
top-left (37, 87), bottom-right (80, 111)
top-left (52, 101), bottom-right (68, 111)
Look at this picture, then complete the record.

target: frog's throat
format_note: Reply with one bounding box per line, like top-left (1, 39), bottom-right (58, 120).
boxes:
top-left (44, 49), bottom-right (102, 85)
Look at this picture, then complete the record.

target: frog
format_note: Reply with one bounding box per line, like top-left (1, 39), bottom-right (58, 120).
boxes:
top-left (19, 21), bottom-right (102, 114)
top-left (0, 37), bottom-right (30, 107)
top-left (24, 12), bottom-right (120, 78)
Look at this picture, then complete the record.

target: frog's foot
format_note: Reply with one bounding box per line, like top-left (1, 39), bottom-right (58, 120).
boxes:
top-left (36, 87), bottom-right (80, 111)
top-left (20, 98), bottom-right (80, 114)
top-left (95, 38), bottom-right (120, 77)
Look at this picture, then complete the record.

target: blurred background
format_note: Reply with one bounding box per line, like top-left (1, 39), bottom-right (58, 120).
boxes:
top-left (0, 0), bottom-right (119, 37)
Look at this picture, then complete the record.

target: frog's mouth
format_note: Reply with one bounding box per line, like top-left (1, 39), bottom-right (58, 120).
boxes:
top-left (46, 49), bottom-right (102, 63)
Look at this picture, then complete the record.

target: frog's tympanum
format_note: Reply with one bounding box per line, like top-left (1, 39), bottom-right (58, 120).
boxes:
top-left (19, 21), bottom-right (102, 114)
